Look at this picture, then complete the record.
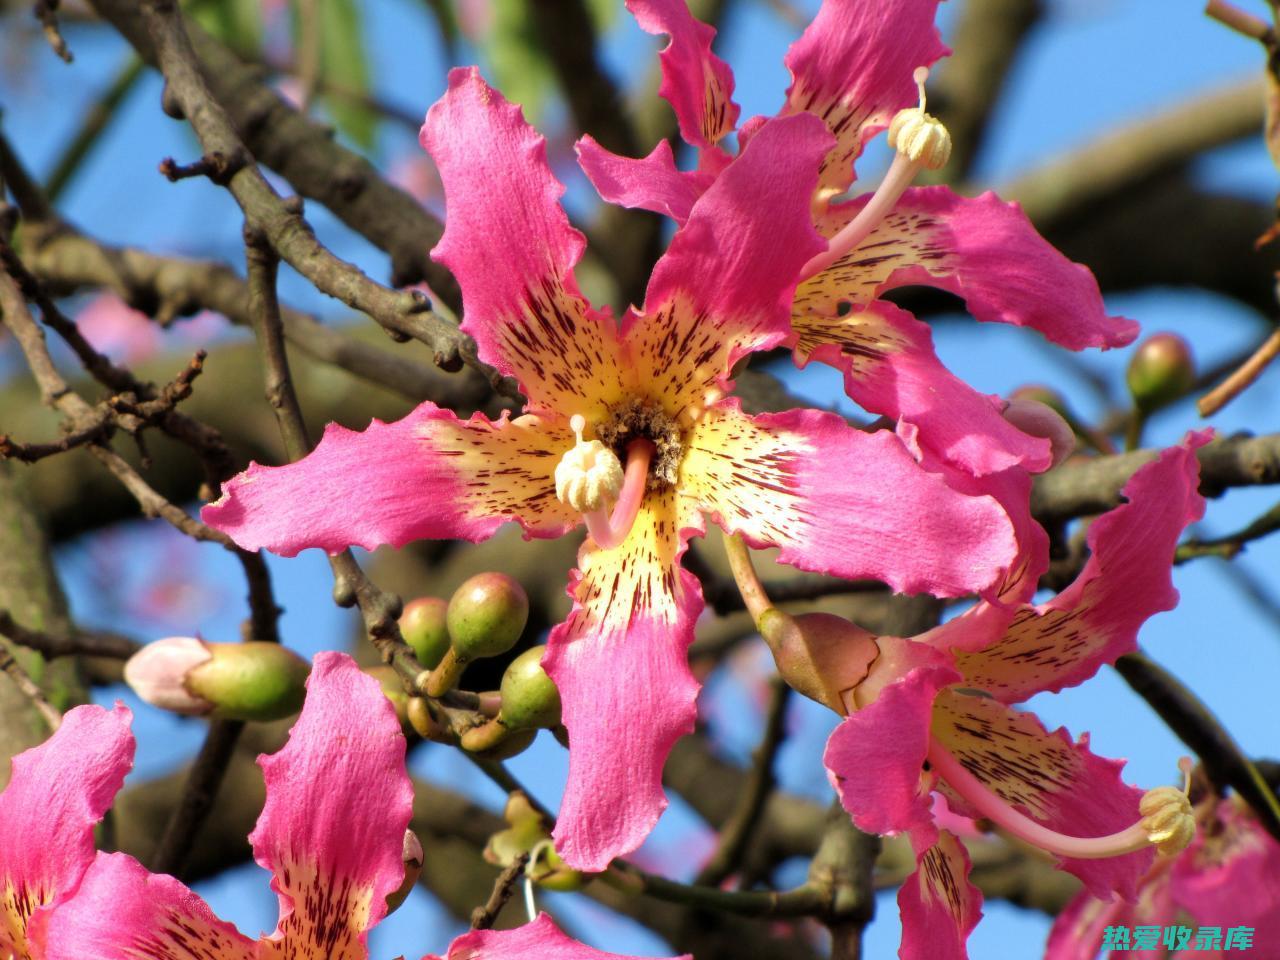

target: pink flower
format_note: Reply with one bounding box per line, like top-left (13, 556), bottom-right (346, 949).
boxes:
top-left (1045, 796), bottom-right (1280, 959)
top-left (816, 433), bottom-right (1211, 959)
top-left (578, 0), bottom-right (1138, 478)
top-left (41, 653), bottom-right (679, 960)
top-left (0, 704), bottom-right (135, 960)
top-left (202, 66), bottom-right (1020, 871)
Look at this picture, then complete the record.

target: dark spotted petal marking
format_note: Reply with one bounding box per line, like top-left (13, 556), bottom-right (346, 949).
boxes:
top-left (931, 689), bottom-right (1152, 899)
top-left (897, 829), bottom-right (982, 960)
top-left (422, 68), bottom-right (627, 417)
top-left (203, 404), bottom-right (580, 558)
top-left (795, 187), bottom-right (1138, 349)
top-left (681, 401), bottom-right (1017, 598)
top-left (545, 487), bottom-right (704, 872)
top-left (625, 0), bottom-right (740, 149)
top-left (38, 852), bottom-right (257, 960)
top-left (954, 434), bottom-right (1208, 702)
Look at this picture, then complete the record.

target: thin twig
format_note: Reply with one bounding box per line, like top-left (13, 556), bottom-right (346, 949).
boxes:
top-left (149, 719), bottom-right (246, 875)
top-left (1205, 0), bottom-right (1276, 43)
top-left (696, 679), bottom-right (791, 887)
top-left (0, 610), bottom-right (141, 660)
top-left (1176, 499), bottom-right (1280, 562)
top-left (33, 0), bottom-right (73, 62)
top-left (0, 644), bottom-right (63, 731)
top-left (469, 853), bottom-right (530, 930)
top-left (1199, 328), bottom-right (1280, 416)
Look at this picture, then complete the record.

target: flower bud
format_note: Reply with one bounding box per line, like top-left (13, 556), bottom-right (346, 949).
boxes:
top-left (485, 792), bottom-right (588, 890)
top-left (385, 829), bottom-right (424, 914)
top-left (1009, 384), bottom-right (1070, 419)
top-left (126, 638), bottom-right (310, 722)
top-left (1001, 397), bottom-right (1075, 468)
top-left (406, 696), bottom-right (450, 742)
top-left (399, 596), bottom-right (450, 669)
top-left (469, 725), bottom-right (536, 761)
top-left (498, 646), bottom-right (561, 730)
top-left (446, 572), bottom-right (529, 660)
top-left (1127, 333), bottom-right (1195, 412)
top-left (758, 612), bottom-right (879, 715)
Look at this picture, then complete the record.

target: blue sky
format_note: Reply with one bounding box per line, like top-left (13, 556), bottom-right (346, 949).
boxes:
top-left (4, 0), bottom-right (1278, 957)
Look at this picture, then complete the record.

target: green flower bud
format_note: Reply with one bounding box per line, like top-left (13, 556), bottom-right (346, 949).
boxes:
top-left (186, 642), bottom-right (310, 722)
top-left (446, 573), bottom-right (529, 660)
top-left (470, 725), bottom-right (536, 761)
top-left (498, 646), bottom-right (561, 730)
top-left (399, 597), bottom-right (450, 669)
top-left (126, 638), bottom-right (310, 722)
top-left (484, 792), bottom-right (589, 891)
top-left (1127, 333), bottom-right (1195, 412)
top-left (1009, 384), bottom-right (1070, 419)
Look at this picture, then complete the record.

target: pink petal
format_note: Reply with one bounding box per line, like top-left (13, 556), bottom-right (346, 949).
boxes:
top-left (681, 401), bottom-right (1017, 599)
top-left (421, 67), bottom-right (627, 416)
top-left (202, 404), bottom-right (579, 557)
top-left (953, 432), bottom-right (1208, 702)
top-left (1169, 802), bottom-right (1280, 939)
top-left (799, 187), bottom-right (1138, 349)
top-left (823, 643), bottom-right (959, 838)
top-left (1043, 891), bottom-right (1132, 960)
top-left (38, 851), bottom-right (256, 960)
top-left (789, 300), bottom-right (1053, 475)
top-left (932, 689), bottom-right (1153, 899)
top-left (628, 113), bottom-right (833, 401)
top-left (426, 912), bottom-right (691, 960)
top-left (625, 0), bottom-right (739, 148)
top-left (897, 829), bottom-right (982, 960)
top-left (0, 703), bottom-right (134, 958)
top-left (576, 136), bottom-right (712, 224)
top-left (250, 652), bottom-right (414, 953)
top-left (782, 0), bottom-right (947, 194)
top-left (545, 488), bottom-right (704, 871)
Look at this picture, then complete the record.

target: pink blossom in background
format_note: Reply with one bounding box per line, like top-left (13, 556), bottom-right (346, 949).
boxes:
top-left (0, 704), bottom-right (134, 960)
top-left (579, 0), bottom-right (1137, 478)
top-left (42, 653), bottom-right (680, 960)
top-left (202, 66), bottom-right (1021, 873)
top-left (1045, 795), bottom-right (1280, 959)
top-left (75, 293), bottom-right (223, 367)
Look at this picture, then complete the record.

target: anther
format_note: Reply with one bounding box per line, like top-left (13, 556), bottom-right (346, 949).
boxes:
top-left (555, 414), bottom-right (624, 513)
top-left (886, 67), bottom-right (952, 170)
top-left (799, 66), bottom-right (952, 282)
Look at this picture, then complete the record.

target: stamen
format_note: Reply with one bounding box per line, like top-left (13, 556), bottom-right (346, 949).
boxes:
top-left (799, 66), bottom-right (952, 283)
top-left (555, 415), bottom-right (624, 513)
top-left (582, 439), bottom-right (654, 550)
top-left (927, 739), bottom-right (1196, 860)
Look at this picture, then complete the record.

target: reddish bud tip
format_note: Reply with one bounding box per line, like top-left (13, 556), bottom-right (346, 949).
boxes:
top-left (124, 637), bottom-right (214, 715)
